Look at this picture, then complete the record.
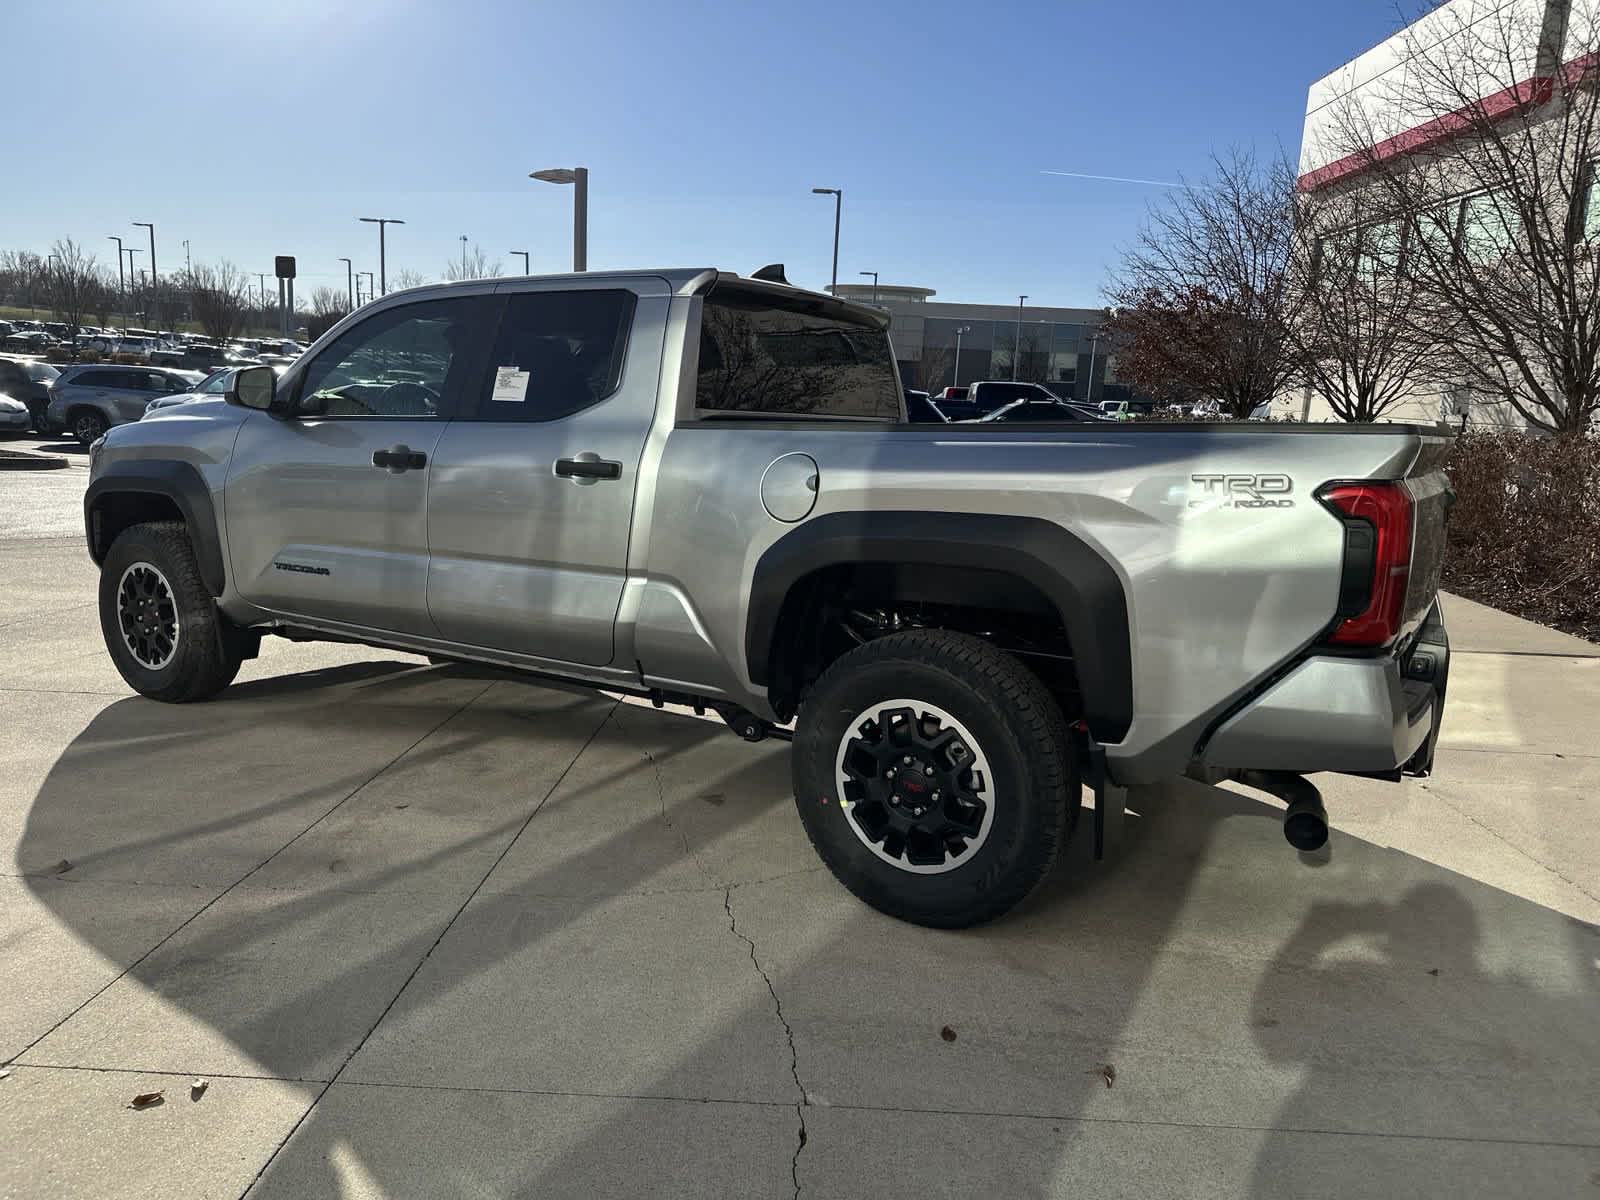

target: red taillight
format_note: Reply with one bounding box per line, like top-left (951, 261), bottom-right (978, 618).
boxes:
top-left (1319, 482), bottom-right (1413, 648)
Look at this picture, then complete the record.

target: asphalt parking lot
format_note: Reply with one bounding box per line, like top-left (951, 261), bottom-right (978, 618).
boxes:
top-left (1, 454), bottom-right (1597, 1198)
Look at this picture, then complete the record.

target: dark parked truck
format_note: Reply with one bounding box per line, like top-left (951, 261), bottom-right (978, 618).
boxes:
top-left (83, 268), bottom-right (1451, 927)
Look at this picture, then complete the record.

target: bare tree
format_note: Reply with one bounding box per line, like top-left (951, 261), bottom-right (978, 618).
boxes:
top-left (1288, 187), bottom-right (1445, 421)
top-left (915, 340), bottom-right (954, 392)
top-left (1316, 1), bottom-right (1600, 433)
top-left (306, 286), bottom-right (350, 341)
top-left (189, 261), bottom-right (250, 346)
top-left (45, 239), bottom-right (104, 334)
top-left (390, 268), bottom-right (430, 291)
top-left (443, 244), bottom-right (504, 282)
top-left (1107, 148), bottom-right (1302, 417)
top-left (0, 250), bottom-right (48, 317)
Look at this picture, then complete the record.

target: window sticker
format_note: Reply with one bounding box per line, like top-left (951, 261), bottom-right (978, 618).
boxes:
top-left (491, 366), bottom-right (530, 402)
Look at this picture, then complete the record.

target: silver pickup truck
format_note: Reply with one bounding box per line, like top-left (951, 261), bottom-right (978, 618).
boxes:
top-left (83, 267), bottom-right (1451, 927)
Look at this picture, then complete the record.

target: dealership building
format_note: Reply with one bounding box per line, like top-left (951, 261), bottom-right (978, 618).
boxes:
top-left (1296, 0), bottom-right (1600, 429)
top-left (825, 282), bottom-right (1137, 406)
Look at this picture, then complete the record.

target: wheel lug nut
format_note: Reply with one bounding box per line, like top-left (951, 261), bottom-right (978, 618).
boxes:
top-left (885, 769), bottom-right (895, 778)
top-left (923, 766), bottom-right (934, 776)
top-left (890, 795), bottom-right (900, 805)
top-left (902, 756), bottom-right (911, 764)
top-left (913, 807), bottom-right (924, 817)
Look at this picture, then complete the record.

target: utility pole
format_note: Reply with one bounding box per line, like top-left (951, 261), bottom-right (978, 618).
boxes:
top-left (182, 239), bottom-right (191, 276)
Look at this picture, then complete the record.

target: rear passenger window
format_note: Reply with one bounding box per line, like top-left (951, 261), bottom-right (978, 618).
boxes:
top-left (695, 284), bottom-right (900, 420)
top-left (469, 290), bottom-right (636, 422)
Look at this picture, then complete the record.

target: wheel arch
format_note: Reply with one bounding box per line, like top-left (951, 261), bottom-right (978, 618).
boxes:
top-left (85, 460), bottom-right (226, 597)
top-left (746, 511), bottom-right (1133, 743)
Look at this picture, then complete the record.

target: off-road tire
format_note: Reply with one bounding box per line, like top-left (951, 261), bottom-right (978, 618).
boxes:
top-left (98, 521), bottom-right (243, 702)
top-left (792, 629), bottom-right (1078, 928)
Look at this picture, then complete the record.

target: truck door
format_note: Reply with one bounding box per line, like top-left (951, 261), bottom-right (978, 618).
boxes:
top-left (223, 294), bottom-right (494, 637)
top-left (425, 280), bottom-right (669, 666)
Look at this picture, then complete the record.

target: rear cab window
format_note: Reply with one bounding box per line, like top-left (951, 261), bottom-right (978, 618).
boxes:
top-left (694, 281), bottom-right (901, 421)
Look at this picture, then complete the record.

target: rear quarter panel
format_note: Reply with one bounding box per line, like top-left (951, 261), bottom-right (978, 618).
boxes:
top-left (639, 423), bottom-right (1422, 777)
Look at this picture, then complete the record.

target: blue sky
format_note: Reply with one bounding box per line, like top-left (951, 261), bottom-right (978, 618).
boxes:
top-left (12, 0), bottom-right (1405, 307)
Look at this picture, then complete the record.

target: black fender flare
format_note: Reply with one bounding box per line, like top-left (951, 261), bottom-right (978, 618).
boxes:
top-left (745, 510), bottom-right (1133, 742)
top-left (84, 460), bottom-right (227, 597)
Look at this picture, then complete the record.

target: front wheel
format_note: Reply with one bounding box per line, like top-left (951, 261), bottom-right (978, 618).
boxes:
top-left (98, 521), bottom-right (243, 702)
top-left (792, 629), bottom-right (1079, 928)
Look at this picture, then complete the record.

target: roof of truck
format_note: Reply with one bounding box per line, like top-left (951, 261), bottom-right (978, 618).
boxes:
top-left (375, 267), bottom-right (889, 325)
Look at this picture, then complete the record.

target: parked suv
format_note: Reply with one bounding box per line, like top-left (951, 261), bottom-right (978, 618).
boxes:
top-left (82, 268), bottom-right (1451, 928)
top-left (47, 365), bottom-right (202, 444)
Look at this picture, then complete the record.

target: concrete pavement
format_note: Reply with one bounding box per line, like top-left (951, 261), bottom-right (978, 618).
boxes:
top-left (0, 470), bottom-right (1596, 1198)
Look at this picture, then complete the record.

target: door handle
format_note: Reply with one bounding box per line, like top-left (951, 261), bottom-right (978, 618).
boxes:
top-left (372, 445), bottom-right (428, 473)
top-left (555, 456), bottom-right (623, 481)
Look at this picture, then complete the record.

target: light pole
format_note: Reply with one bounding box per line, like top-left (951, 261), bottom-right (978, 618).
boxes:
top-left (47, 255), bottom-right (61, 320)
top-left (108, 237), bottom-right (126, 327)
top-left (359, 217), bottom-right (404, 294)
top-left (510, 249), bottom-right (529, 274)
top-left (338, 257), bottom-right (353, 309)
top-left (133, 220), bottom-right (156, 294)
top-left (459, 234), bottom-right (468, 276)
top-left (182, 239), bottom-right (191, 276)
top-left (1085, 329), bottom-right (1104, 405)
top-left (123, 249), bottom-right (141, 325)
top-left (359, 271), bottom-right (374, 306)
top-left (859, 270), bottom-right (879, 304)
top-left (530, 167), bottom-right (588, 271)
top-left (1013, 295), bottom-right (1027, 381)
top-left (953, 324), bottom-right (972, 388)
top-left (812, 187), bottom-right (841, 293)
top-left (256, 273), bottom-right (268, 329)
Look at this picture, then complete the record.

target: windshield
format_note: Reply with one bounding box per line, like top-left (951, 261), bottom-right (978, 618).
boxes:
top-left (25, 362), bottom-right (59, 382)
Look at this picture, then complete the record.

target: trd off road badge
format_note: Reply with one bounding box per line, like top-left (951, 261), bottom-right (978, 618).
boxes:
top-left (1189, 473), bottom-right (1294, 509)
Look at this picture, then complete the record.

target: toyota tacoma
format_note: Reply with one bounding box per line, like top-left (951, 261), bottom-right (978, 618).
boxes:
top-left (83, 267), bottom-right (1451, 927)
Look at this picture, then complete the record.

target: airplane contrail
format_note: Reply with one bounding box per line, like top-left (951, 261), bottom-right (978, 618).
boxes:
top-left (1040, 169), bottom-right (1208, 190)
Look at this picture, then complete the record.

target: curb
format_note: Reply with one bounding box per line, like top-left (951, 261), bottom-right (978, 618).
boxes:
top-left (0, 449), bottom-right (71, 471)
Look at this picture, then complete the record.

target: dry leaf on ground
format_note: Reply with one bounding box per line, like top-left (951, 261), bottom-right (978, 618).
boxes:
top-left (939, 1026), bottom-right (957, 1042)
top-left (128, 1091), bottom-right (165, 1109)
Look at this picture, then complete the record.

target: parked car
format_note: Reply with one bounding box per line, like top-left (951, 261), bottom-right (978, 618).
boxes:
top-left (111, 336), bottom-right (162, 360)
top-left (47, 364), bottom-right (202, 445)
top-left (3, 330), bottom-right (55, 353)
top-left (977, 397), bottom-right (1107, 423)
top-left (1097, 399), bottom-right (1156, 421)
top-left (0, 356), bottom-right (60, 431)
top-left (142, 367), bottom-right (238, 418)
top-left (903, 389), bottom-right (947, 423)
top-left (82, 266), bottom-right (1452, 929)
top-left (0, 394), bottom-right (31, 435)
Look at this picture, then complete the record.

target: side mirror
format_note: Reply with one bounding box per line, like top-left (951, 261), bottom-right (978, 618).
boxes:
top-left (227, 365), bottom-right (277, 413)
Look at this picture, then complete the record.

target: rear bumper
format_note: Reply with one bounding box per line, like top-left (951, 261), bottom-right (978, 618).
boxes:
top-left (1201, 601), bottom-right (1449, 777)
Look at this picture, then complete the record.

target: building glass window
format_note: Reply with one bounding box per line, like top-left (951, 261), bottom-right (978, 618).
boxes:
top-left (1461, 191), bottom-right (1517, 263)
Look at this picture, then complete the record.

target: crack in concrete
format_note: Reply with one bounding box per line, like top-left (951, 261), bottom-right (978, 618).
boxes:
top-left (610, 708), bottom-right (719, 888)
top-left (724, 886), bottom-right (807, 1199)
top-left (1424, 784), bottom-right (1600, 906)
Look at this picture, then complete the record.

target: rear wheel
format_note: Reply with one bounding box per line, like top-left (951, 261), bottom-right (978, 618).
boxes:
top-left (792, 629), bottom-right (1078, 928)
top-left (98, 521), bottom-right (243, 702)
top-left (71, 408), bottom-right (108, 446)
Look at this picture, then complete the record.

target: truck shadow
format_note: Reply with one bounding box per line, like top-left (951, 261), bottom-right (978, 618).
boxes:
top-left (13, 662), bottom-right (1600, 1197)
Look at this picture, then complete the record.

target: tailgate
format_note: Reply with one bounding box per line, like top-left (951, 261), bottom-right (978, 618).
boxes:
top-left (1402, 434), bottom-right (1453, 635)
